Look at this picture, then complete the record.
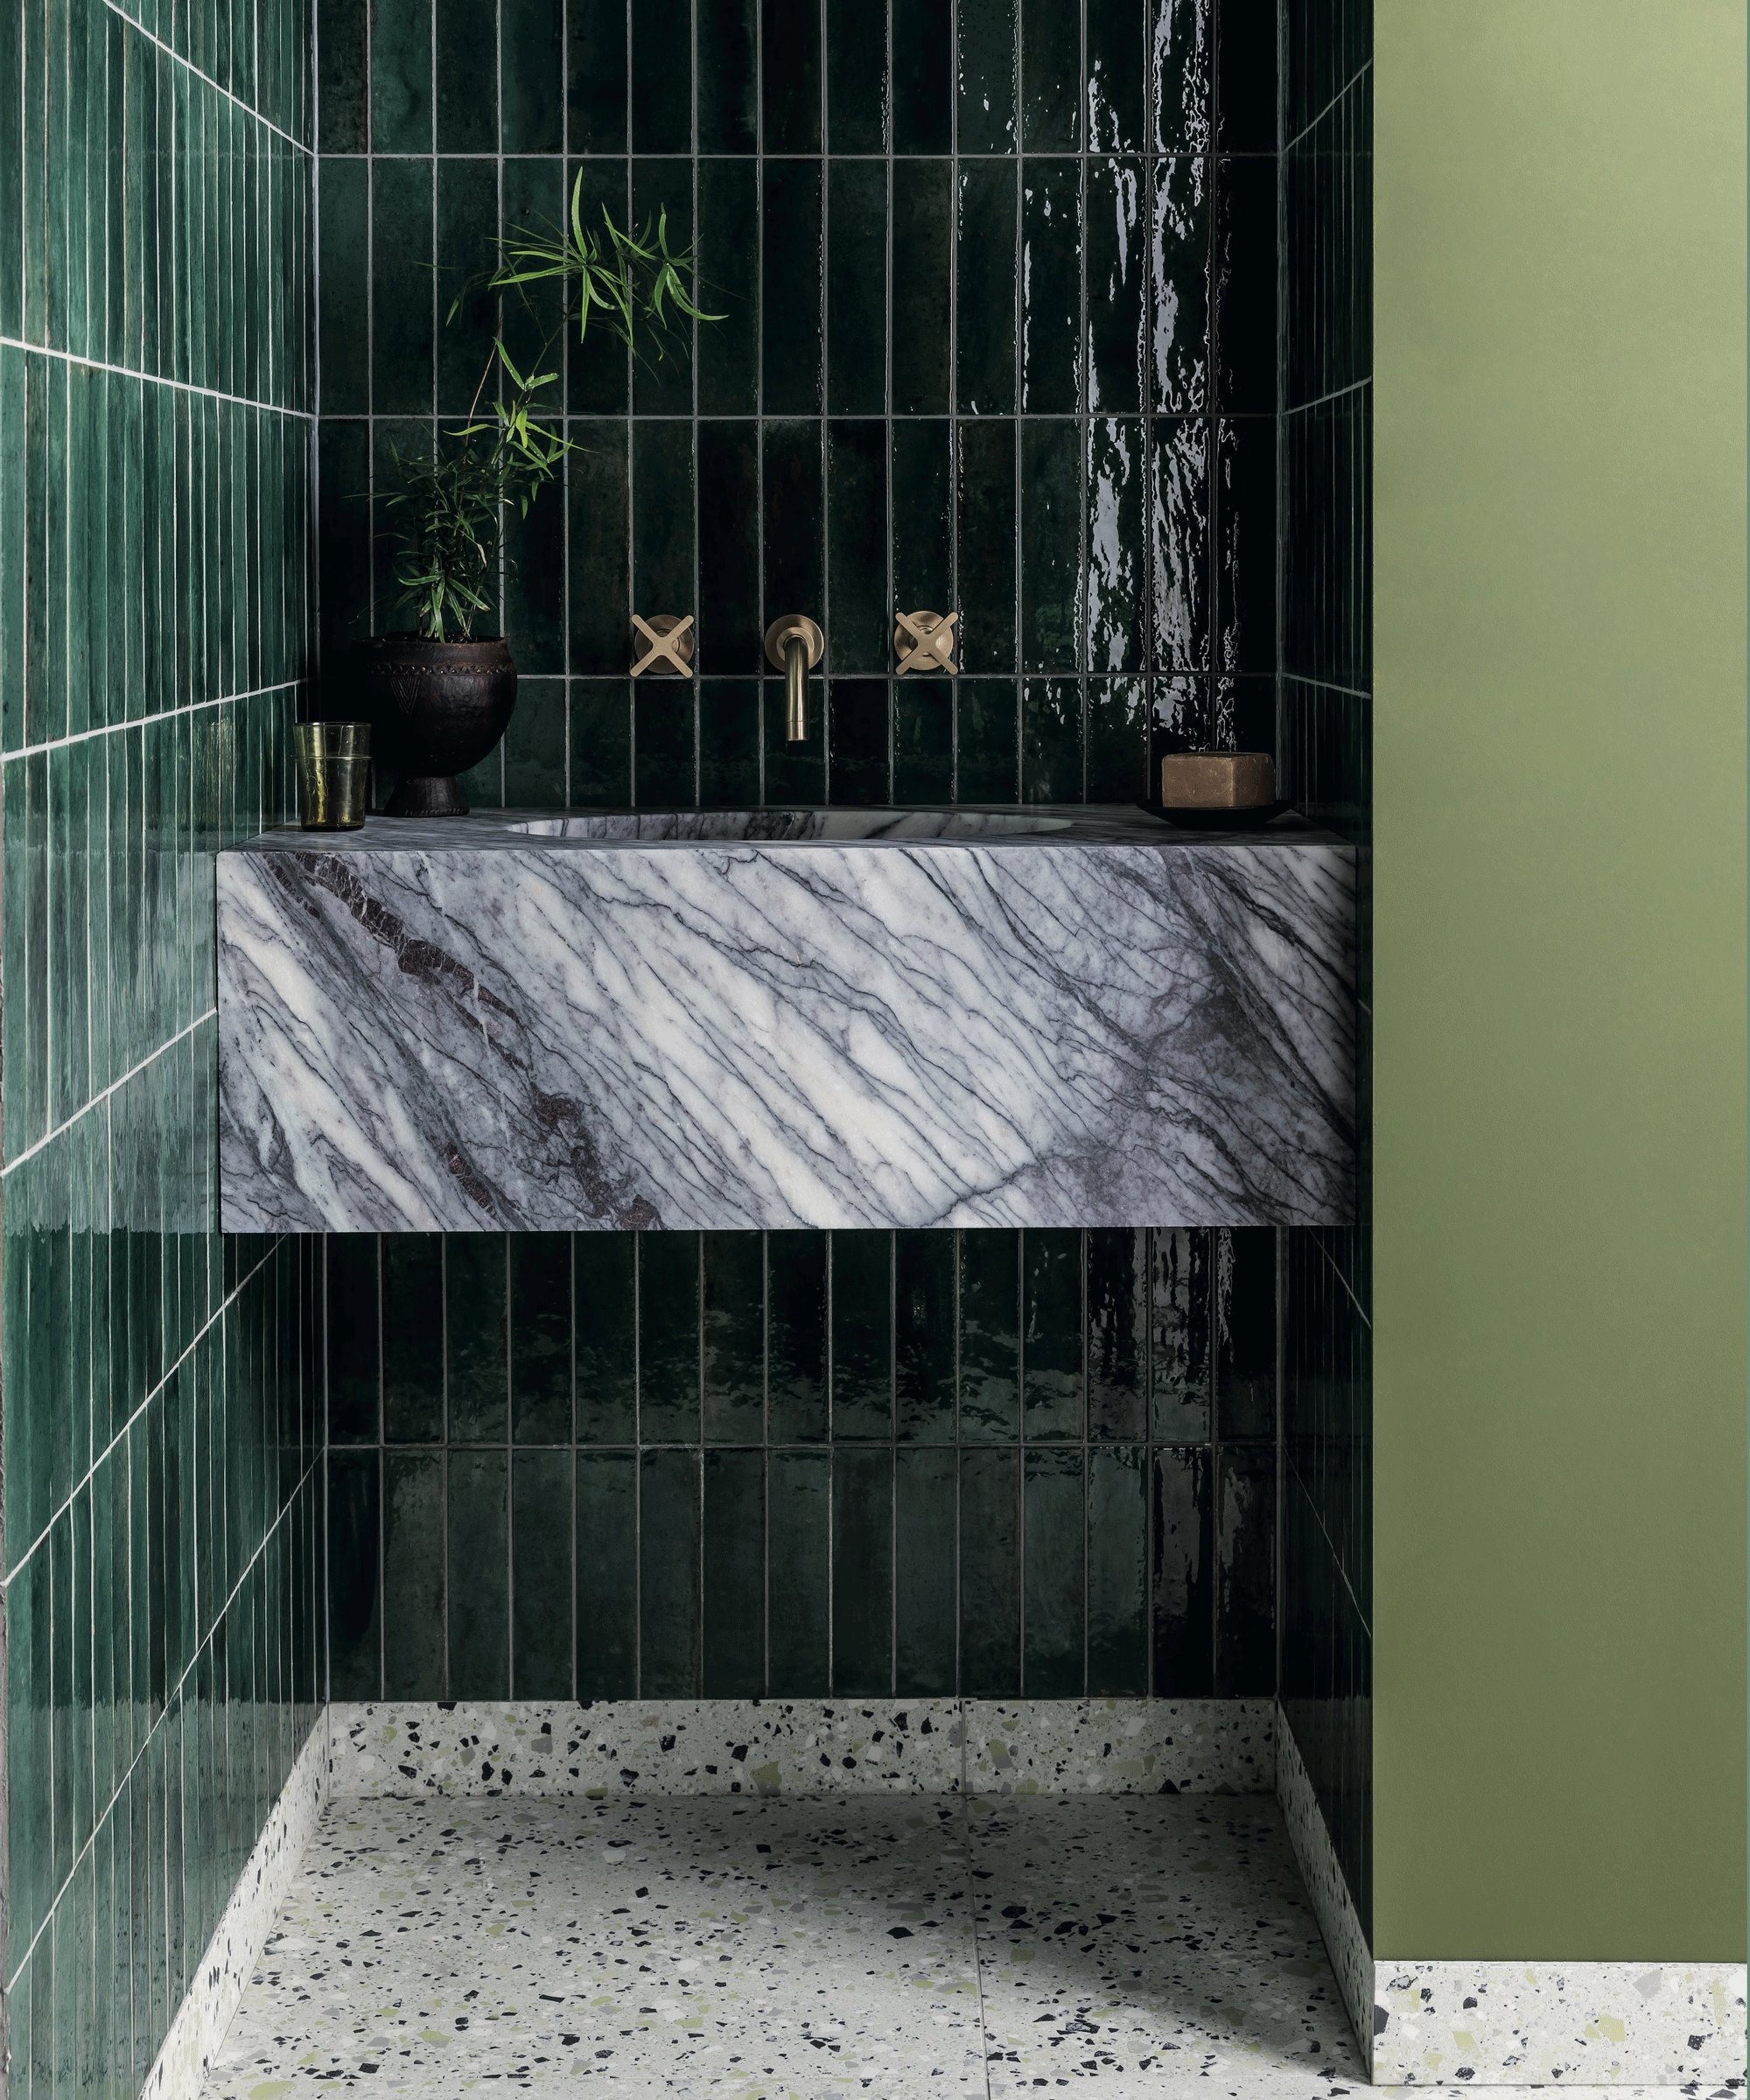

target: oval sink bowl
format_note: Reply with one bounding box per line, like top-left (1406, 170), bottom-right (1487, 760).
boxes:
top-left (218, 803), bottom-right (1356, 1235)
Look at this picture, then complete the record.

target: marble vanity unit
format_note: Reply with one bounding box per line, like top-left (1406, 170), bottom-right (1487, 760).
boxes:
top-left (216, 806), bottom-right (1356, 1233)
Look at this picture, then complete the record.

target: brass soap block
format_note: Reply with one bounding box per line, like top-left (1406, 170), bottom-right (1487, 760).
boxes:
top-left (1159, 752), bottom-right (1277, 808)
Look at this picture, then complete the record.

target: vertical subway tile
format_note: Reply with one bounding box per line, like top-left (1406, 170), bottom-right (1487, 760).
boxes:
top-left (696, 161), bottom-right (760, 414)
top-left (372, 0), bottom-right (434, 152)
top-left (700, 680), bottom-right (761, 802)
top-left (568, 422), bottom-right (631, 674)
top-left (1087, 676), bottom-right (1149, 802)
top-left (1214, 1225), bottom-right (1276, 1438)
top-left (958, 0), bottom-right (1018, 152)
top-left (827, 162), bottom-right (887, 417)
top-left (510, 1234), bottom-right (572, 1445)
top-left (762, 161), bottom-right (823, 415)
top-left (1214, 154), bottom-right (1276, 412)
top-left (631, 160), bottom-right (694, 416)
top-left (827, 0), bottom-right (887, 150)
top-left (435, 158), bottom-right (501, 414)
top-left (766, 1447), bottom-right (829, 1690)
top-left (512, 1449), bottom-right (574, 1696)
top-left (894, 1445), bottom-right (956, 1690)
top-left (639, 1446), bottom-right (701, 1695)
top-left (700, 0), bottom-right (760, 152)
top-left (767, 1230), bottom-right (827, 1442)
top-left (575, 1234), bottom-right (637, 1441)
top-left (1215, 417), bottom-right (1277, 676)
top-left (1022, 0), bottom-right (1080, 150)
top-left (326, 1235), bottom-right (380, 1446)
top-left (576, 1448), bottom-right (637, 1695)
top-left (956, 163), bottom-right (1016, 415)
top-left (1153, 0), bottom-right (1213, 152)
top-left (893, 0), bottom-right (952, 152)
top-left (639, 1233), bottom-right (700, 1441)
top-left (1024, 1447), bottom-right (1083, 1693)
top-left (1152, 1227), bottom-right (1211, 1439)
top-left (1088, 0), bottom-right (1145, 150)
top-left (895, 1231), bottom-right (955, 1439)
top-left (433, 0), bottom-right (495, 151)
top-left (830, 1231), bottom-right (892, 1438)
top-left (326, 1448), bottom-right (381, 1699)
top-left (382, 1451), bottom-right (446, 1697)
top-left (1087, 417), bottom-right (1145, 670)
top-left (1020, 417), bottom-right (1080, 671)
top-left (698, 422), bottom-right (760, 670)
top-left (892, 418), bottom-right (953, 615)
top-left (371, 157), bottom-right (434, 416)
top-left (318, 0), bottom-right (369, 150)
top-left (960, 1446), bottom-right (1020, 1693)
top-left (1022, 1228), bottom-right (1082, 1438)
top-left (382, 1234), bottom-right (444, 1443)
top-left (448, 1448), bottom-right (510, 1698)
top-left (1152, 1443), bottom-right (1213, 1694)
top-left (1019, 159), bottom-right (1080, 413)
top-left (891, 161), bottom-right (952, 413)
top-left (568, 0), bottom-right (627, 152)
top-left (502, 0), bottom-right (563, 150)
top-left (832, 1446), bottom-right (892, 1693)
top-left (894, 676), bottom-right (952, 801)
top-left (564, 160), bottom-right (632, 414)
top-left (956, 678), bottom-right (1018, 802)
top-left (570, 679), bottom-right (634, 805)
top-left (1152, 417), bottom-right (1210, 671)
top-left (446, 1235), bottom-right (508, 1444)
top-left (1215, 1443), bottom-right (1275, 1696)
top-left (1088, 1445), bottom-right (1148, 1692)
top-left (828, 681), bottom-right (889, 804)
top-left (1152, 156), bottom-right (1210, 411)
top-left (762, 0), bottom-right (822, 151)
top-left (956, 419), bottom-right (1017, 673)
top-left (959, 1229), bottom-right (1018, 1440)
top-left (702, 1447), bottom-right (765, 1694)
top-left (703, 1233), bottom-right (765, 1443)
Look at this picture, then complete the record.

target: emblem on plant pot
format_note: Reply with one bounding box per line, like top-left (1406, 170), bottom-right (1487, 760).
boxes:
top-left (361, 188), bottom-right (718, 816)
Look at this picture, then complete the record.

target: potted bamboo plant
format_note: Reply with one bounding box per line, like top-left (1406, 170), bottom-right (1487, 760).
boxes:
top-left (362, 190), bottom-right (717, 816)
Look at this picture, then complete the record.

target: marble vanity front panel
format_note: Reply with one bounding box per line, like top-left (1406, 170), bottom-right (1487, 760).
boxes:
top-left (217, 808), bottom-right (1356, 1233)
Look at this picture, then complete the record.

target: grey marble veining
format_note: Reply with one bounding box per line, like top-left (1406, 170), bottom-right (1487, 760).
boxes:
top-left (217, 805), bottom-right (1355, 1233)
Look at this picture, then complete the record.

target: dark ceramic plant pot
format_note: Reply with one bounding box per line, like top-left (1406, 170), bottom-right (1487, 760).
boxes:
top-left (359, 635), bottom-right (517, 816)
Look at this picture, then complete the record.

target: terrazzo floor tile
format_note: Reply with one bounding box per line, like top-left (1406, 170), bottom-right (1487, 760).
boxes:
top-left (200, 1795), bottom-right (986, 2095)
top-left (205, 1795), bottom-right (1717, 2100)
top-left (964, 1795), bottom-right (1365, 2094)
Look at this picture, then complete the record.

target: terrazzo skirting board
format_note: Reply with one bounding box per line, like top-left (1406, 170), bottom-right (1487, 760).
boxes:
top-left (326, 1696), bottom-right (1277, 1800)
top-left (1276, 1710), bottom-right (1748, 2090)
top-left (139, 1709), bottom-right (330, 2099)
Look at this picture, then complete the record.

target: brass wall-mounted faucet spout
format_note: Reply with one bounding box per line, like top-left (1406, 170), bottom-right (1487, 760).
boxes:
top-left (764, 615), bottom-right (824, 744)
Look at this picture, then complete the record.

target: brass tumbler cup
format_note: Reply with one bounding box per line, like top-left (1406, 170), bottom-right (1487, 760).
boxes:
top-left (294, 722), bottom-right (372, 830)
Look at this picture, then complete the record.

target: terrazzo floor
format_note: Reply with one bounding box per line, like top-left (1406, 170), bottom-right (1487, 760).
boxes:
top-left (192, 1793), bottom-right (1709, 2100)
top-left (199, 1790), bottom-right (1368, 2097)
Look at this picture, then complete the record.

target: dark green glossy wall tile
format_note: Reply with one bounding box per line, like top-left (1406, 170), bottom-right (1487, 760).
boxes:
top-left (446, 1235), bottom-right (508, 1442)
top-left (826, 0), bottom-right (886, 150)
top-left (640, 1446), bottom-right (701, 1693)
top-left (702, 1448), bottom-right (765, 1694)
top-left (577, 1448), bottom-right (637, 1693)
top-left (762, 0), bottom-right (822, 151)
top-left (767, 1447), bottom-right (829, 1690)
top-left (762, 161), bottom-right (824, 416)
top-left (513, 1450), bottom-right (573, 1693)
top-left (701, 0), bottom-right (760, 152)
top-left (828, 163), bottom-right (887, 417)
top-left (833, 1446), bottom-right (892, 1692)
top-left (503, 0), bottom-right (563, 151)
top-left (568, 0), bottom-right (626, 152)
top-left (958, 0), bottom-right (1018, 152)
top-left (372, 0), bottom-right (433, 152)
top-left (448, 1449), bottom-right (509, 1696)
top-left (956, 163), bottom-right (1017, 416)
top-left (382, 1452), bottom-right (445, 1695)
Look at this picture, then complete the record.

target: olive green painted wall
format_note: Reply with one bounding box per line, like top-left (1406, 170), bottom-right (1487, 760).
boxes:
top-left (1372, 1), bottom-right (1746, 1958)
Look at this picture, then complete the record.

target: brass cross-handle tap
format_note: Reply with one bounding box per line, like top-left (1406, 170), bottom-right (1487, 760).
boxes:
top-left (764, 616), bottom-right (824, 744)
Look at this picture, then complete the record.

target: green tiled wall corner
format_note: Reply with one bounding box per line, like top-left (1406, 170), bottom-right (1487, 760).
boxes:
top-left (0, 0), bottom-right (323, 2085)
top-left (325, 1227), bottom-right (1276, 1702)
top-left (1279, 0), bottom-right (1372, 1942)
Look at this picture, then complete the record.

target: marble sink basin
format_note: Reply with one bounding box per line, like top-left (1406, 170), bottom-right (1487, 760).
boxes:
top-left (217, 804), bottom-right (1356, 1233)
